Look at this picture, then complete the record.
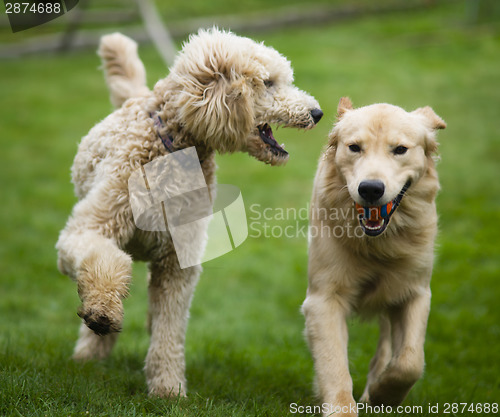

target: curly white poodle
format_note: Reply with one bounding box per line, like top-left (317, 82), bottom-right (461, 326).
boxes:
top-left (56, 28), bottom-right (322, 397)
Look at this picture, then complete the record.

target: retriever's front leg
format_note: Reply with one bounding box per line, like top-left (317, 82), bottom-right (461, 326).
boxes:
top-left (367, 287), bottom-right (431, 406)
top-left (360, 315), bottom-right (392, 403)
top-left (302, 292), bottom-right (357, 417)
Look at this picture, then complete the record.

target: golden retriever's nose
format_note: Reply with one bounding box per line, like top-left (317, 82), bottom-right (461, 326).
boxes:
top-left (358, 180), bottom-right (385, 203)
top-left (310, 108), bottom-right (323, 124)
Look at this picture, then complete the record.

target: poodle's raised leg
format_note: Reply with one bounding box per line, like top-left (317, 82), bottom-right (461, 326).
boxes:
top-left (360, 315), bottom-right (392, 403)
top-left (145, 259), bottom-right (201, 397)
top-left (73, 322), bottom-right (119, 360)
top-left (57, 227), bottom-right (132, 337)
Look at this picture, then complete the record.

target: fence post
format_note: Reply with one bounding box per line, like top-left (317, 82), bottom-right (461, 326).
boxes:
top-left (136, 0), bottom-right (176, 66)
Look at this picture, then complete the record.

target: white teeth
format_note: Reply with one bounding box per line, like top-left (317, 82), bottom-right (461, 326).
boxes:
top-left (281, 143), bottom-right (285, 148)
top-left (362, 219), bottom-right (384, 230)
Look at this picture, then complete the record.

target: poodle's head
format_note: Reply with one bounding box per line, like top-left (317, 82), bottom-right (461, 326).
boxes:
top-left (158, 28), bottom-right (322, 165)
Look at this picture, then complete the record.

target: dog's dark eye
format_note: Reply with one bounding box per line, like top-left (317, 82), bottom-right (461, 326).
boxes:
top-left (264, 80), bottom-right (274, 88)
top-left (393, 145), bottom-right (408, 155)
top-left (348, 144), bottom-right (361, 153)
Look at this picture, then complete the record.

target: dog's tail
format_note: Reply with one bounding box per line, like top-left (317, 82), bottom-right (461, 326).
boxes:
top-left (98, 33), bottom-right (150, 108)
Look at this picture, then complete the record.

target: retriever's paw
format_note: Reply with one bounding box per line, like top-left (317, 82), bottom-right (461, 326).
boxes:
top-left (367, 355), bottom-right (423, 406)
top-left (359, 391), bottom-right (370, 404)
top-left (322, 392), bottom-right (358, 417)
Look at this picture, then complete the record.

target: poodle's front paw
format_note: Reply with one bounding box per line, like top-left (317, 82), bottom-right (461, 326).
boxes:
top-left (148, 381), bottom-right (187, 398)
top-left (77, 301), bottom-right (123, 335)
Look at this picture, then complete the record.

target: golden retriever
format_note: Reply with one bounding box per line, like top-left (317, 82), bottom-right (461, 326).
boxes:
top-left (302, 97), bottom-right (446, 416)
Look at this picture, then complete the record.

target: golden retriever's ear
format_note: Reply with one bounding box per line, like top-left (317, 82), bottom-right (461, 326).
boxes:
top-left (412, 106), bottom-right (446, 130)
top-left (413, 106), bottom-right (446, 155)
top-left (327, 130), bottom-right (338, 150)
top-left (337, 97), bottom-right (353, 119)
top-left (328, 97), bottom-right (353, 153)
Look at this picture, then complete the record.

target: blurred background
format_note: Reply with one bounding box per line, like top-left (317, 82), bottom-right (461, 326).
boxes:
top-left (1, 1), bottom-right (499, 416)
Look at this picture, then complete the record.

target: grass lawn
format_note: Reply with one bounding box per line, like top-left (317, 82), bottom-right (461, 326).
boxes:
top-left (1, 2), bottom-right (499, 416)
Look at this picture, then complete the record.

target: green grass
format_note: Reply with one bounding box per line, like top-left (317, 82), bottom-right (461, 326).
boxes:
top-left (1, 2), bottom-right (500, 416)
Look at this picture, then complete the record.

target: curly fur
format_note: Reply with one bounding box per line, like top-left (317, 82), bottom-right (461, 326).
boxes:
top-left (98, 33), bottom-right (150, 108)
top-left (56, 28), bottom-right (322, 396)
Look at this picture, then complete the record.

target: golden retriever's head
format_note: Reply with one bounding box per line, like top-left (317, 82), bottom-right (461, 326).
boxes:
top-left (163, 28), bottom-right (322, 165)
top-left (328, 97), bottom-right (446, 237)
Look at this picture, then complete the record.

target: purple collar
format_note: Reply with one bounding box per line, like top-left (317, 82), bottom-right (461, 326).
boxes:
top-left (150, 111), bottom-right (175, 153)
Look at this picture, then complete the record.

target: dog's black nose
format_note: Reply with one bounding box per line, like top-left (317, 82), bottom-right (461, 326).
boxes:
top-left (310, 108), bottom-right (323, 124)
top-left (358, 180), bottom-right (385, 203)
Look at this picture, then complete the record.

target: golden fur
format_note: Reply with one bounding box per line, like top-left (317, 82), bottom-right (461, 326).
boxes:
top-left (56, 29), bottom-right (322, 396)
top-left (302, 98), bottom-right (445, 416)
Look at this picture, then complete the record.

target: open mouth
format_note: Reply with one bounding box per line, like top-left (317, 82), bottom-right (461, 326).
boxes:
top-left (355, 181), bottom-right (411, 237)
top-left (258, 123), bottom-right (288, 162)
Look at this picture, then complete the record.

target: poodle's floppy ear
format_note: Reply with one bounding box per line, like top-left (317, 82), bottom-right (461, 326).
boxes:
top-left (412, 106), bottom-right (446, 155)
top-left (337, 97), bottom-right (354, 120)
top-left (212, 76), bottom-right (254, 149)
top-left (177, 73), bottom-right (254, 152)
